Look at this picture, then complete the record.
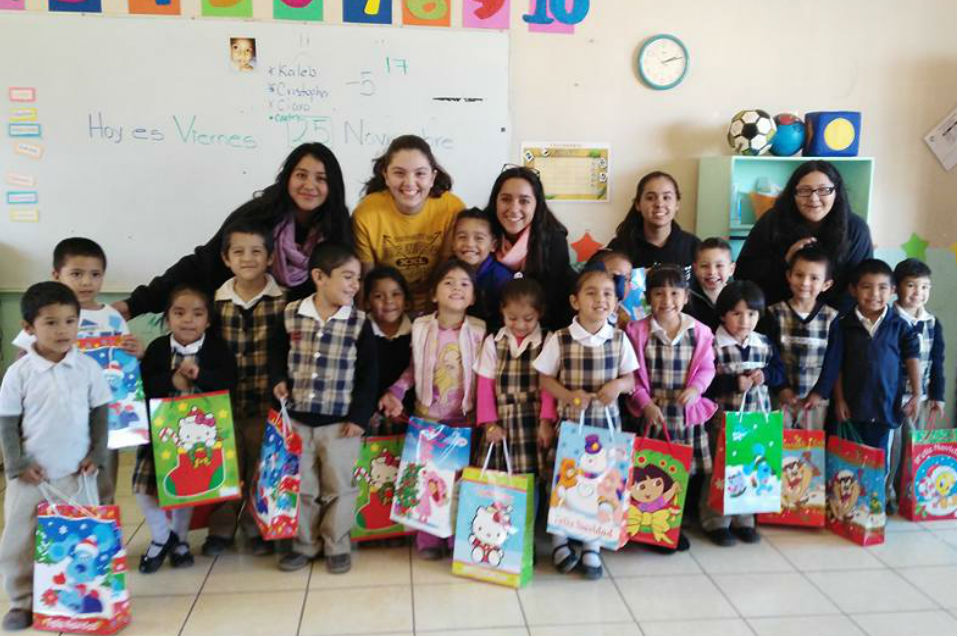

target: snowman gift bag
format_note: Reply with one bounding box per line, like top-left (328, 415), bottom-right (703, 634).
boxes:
top-left (708, 408), bottom-right (784, 516)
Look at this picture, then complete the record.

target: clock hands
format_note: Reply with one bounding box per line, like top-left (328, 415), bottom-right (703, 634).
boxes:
top-left (661, 56), bottom-right (683, 64)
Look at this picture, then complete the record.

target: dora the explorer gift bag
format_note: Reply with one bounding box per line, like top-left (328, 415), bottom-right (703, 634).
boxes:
top-left (250, 404), bottom-right (302, 540)
top-left (33, 478), bottom-right (131, 635)
top-left (899, 414), bottom-right (956, 521)
top-left (547, 410), bottom-right (635, 550)
top-left (352, 434), bottom-right (412, 542)
top-left (757, 428), bottom-right (826, 528)
top-left (149, 390), bottom-right (241, 509)
top-left (708, 401), bottom-right (784, 516)
top-left (626, 424), bottom-right (692, 549)
top-left (826, 423), bottom-right (886, 546)
top-left (390, 417), bottom-right (472, 538)
top-left (452, 442), bottom-right (535, 588)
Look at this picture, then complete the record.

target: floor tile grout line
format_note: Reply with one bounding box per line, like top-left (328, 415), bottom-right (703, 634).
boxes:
top-left (296, 560), bottom-right (315, 636)
top-left (881, 564), bottom-right (948, 613)
top-left (408, 543), bottom-right (418, 636)
top-left (177, 553), bottom-right (219, 636)
top-left (685, 541), bottom-right (753, 631)
top-left (605, 556), bottom-right (645, 636)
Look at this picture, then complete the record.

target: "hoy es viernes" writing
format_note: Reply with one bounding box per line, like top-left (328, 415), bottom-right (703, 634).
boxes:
top-left (87, 112), bottom-right (258, 149)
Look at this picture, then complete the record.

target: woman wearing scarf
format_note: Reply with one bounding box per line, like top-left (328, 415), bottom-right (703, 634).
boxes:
top-left (114, 143), bottom-right (353, 319)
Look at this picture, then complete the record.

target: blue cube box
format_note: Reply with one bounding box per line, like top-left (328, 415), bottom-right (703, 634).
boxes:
top-left (803, 111), bottom-right (861, 157)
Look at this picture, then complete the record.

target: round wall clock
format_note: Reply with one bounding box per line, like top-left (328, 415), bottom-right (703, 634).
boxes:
top-left (638, 34), bottom-right (689, 90)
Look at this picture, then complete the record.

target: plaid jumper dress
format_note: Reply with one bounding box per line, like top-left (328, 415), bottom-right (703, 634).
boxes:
top-left (644, 326), bottom-right (711, 474)
top-left (713, 336), bottom-right (773, 414)
top-left (904, 313), bottom-right (936, 399)
top-left (478, 336), bottom-right (543, 476)
top-left (556, 328), bottom-right (623, 429)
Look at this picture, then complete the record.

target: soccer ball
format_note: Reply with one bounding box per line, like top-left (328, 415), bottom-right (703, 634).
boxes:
top-left (727, 109), bottom-right (777, 155)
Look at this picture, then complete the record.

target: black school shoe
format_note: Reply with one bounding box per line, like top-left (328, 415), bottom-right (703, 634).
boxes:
top-left (731, 527), bottom-right (760, 544)
top-left (1, 609), bottom-right (32, 631)
top-left (201, 535), bottom-right (232, 557)
top-left (170, 542), bottom-right (195, 568)
top-left (139, 531), bottom-right (179, 574)
top-left (578, 550), bottom-right (603, 580)
top-left (326, 553), bottom-right (352, 574)
top-left (645, 532), bottom-right (691, 554)
top-left (706, 528), bottom-right (737, 547)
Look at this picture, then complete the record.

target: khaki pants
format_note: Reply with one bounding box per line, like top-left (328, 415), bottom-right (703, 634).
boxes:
top-left (292, 422), bottom-right (360, 558)
top-left (97, 449), bottom-right (119, 505)
top-left (0, 474), bottom-right (98, 610)
top-left (699, 421), bottom-right (755, 532)
top-left (207, 415), bottom-right (267, 540)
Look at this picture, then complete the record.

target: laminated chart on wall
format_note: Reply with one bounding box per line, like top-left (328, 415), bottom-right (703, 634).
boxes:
top-left (521, 142), bottom-right (609, 201)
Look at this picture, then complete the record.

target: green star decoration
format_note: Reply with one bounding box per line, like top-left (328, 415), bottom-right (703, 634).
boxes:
top-left (901, 233), bottom-right (929, 261)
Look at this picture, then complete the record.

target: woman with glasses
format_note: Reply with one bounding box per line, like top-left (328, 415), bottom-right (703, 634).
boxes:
top-left (736, 160), bottom-right (873, 312)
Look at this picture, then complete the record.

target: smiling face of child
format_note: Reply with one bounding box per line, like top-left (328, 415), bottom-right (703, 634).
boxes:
top-left (432, 267), bottom-right (475, 314)
top-left (786, 257), bottom-right (832, 305)
top-left (693, 247), bottom-right (734, 297)
top-left (722, 299), bottom-right (760, 343)
top-left (367, 276), bottom-right (406, 329)
top-left (168, 292), bottom-right (210, 346)
top-left (648, 284), bottom-right (689, 327)
top-left (453, 217), bottom-right (496, 267)
top-left (222, 231), bottom-right (272, 285)
top-left (570, 272), bottom-right (616, 329)
top-left (852, 273), bottom-right (893, 319)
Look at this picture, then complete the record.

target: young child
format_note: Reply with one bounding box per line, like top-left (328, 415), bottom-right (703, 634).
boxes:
top-left (134, 284), bottom-right (237, 574)
top-left (763, 246), bottom-right (841, 429)
top-left (269, 243), bottom-right (378, 574)
top-left (534, 265), bottom-right (638, 579)
top-left (380, 259), bottom-right (486, 559)
top-left (887, 258), bottom-right (947, 511)
top-left (364, 266), bottom-right (413, 435)
top-left (12, 237), bottom-right (141, 506)
top-left (686, 238), bottom-right (735, 331)
top-left (229, 37), bottom-right (256, 72)
top-left (626, 264), bottom-right (717, 552)
top-left (207, 220), bottom-right (286, 557)
top-left (0, 282), bottom-right (112, 631)
top-left (587, 249), bottom-right (633, 329)
top-left (833, 259), bottom-right (921, 481)
top-left (701, 281), bottom-right (786, 547)
top-left (452, 207), bottom-right (512, 327)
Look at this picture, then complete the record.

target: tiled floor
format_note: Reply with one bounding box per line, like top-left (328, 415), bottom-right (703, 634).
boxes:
top-left (1, 454), bottom-right (955, 636)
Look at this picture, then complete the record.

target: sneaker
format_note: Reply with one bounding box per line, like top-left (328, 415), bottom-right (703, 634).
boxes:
top-left (417, 547), bottom-right (445, 561)
top-left (326, 553), bottom-right (352, 574)
top-left (278, 551), bottom-right (312, 572)
top-left (169, 543), bottom-right (195, 568)
top-left (731, 527), bottom-right (760, 544)
top-left (249, 536), bottom-right (275, 557)
top-left (201, 535), bottom-right (232, 557)
top-left (1, 609), bottom-right (32, 631)
top-left (706, 528), bottom-right (737, 547)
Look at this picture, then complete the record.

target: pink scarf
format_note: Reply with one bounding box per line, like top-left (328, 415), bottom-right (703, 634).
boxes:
top-left (496, 227), bottom-right (530, 271)
top-left (271, 214), bottom-right (321, 288)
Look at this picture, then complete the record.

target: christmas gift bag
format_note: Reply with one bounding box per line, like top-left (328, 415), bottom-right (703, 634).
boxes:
top-left (621, 268), bottom-right (649, 320)
top-left (547, 410), bottom-right (635, 550)
top-left (149, 390), bottom-right (242, 509)
top-left (452, 442), bottom-right (535, 588)
top-left (390, 417), bottom-right (472, 538)
top-left (352, 435), bottom-right (413, 542)
top-left (708, 400), bottom-right (784, 516)
top-left (826, 423), bottom-right (886, 546)
top-left (250, 404), bottom-right (302, 540)
top-left (626, 424), bottom-right (693, 549)
top-left (33, 479), bottom-right (131, 635)
top-left (900, 413), bottom-right (957, 522)
top-left (757, 428), bottom-right (826, 527)
top-left (77, 336), bottom-right (149, 449)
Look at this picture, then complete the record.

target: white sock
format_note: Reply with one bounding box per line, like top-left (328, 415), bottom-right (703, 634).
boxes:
top-left (551, 533), bottom-right (573, 564)
top-left (136, 493), bottom-right (170, 558)
top-left (581, 541), bottom-right (601, 568)
top-left (170, 508), bottom-right (193, 554)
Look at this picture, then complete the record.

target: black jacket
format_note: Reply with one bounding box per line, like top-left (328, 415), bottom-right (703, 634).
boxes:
top-left (141, 334), bottom-right (238, 400)
top-left (608, 221), bottom-right (700, 269)
top-left (524, 226), bottom-right (575, 331)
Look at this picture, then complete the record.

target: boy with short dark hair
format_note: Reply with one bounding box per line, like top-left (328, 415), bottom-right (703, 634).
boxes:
top-left (0, 282), bottom-right (112, 631)
top-left (687, 238), bottom-right (735, 331)
top-left (452, 207), bottom-right (512, 326)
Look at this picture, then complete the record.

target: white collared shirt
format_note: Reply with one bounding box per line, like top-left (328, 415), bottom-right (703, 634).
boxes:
top-left (714, 326), bottom-right (765, 370)
top-left (214, 274), bottom-right (284, 311)
top-left (475, 325), bottom-right (543, 378)
top-left (371, 314), bottom-right (412, 340)
top-left (649, 314), bottom-right (696, 346)
top-left (0, 345), bottom-right (112, 480)
top-left (170, 334), bottom-right (206, 356)
top-left (534, 318), bottom-right (639, 377)
top-left (855, 306), bottom-right (888, 338)
top-left (894, 303), bottom-right (931, 327)
top-left (297, 294), bottom-right (353, 330)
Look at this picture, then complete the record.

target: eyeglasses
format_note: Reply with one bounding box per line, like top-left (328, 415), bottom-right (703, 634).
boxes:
top-left (794, 186), bottom-right (836, 199)
top-left (501, 163), bottom-right (540, 177)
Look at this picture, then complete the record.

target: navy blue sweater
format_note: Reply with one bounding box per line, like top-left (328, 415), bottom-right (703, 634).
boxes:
top-left (837, 306), bottom-right (920, 427)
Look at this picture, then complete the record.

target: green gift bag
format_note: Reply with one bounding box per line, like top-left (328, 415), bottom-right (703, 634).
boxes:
top-left (149, 390), bottom-right (242, 509)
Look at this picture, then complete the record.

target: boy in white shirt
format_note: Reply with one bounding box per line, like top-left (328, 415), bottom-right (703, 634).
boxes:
top-left (0, 282), bottom-right (112, 631)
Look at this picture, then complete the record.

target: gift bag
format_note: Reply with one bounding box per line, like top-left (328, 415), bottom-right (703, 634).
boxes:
top-left (390, 417), bottom-right (472, 538)
top-left (352, 435), bottom-right (413, 542)
top-left (621, 268), bottom-right (649, 320)
top-left (757, 428), bottom-right (826, 527)
top-left (826, 423), bottom-right (886, 546)
top-left (626, 425), bottom-right (692, 549)
top-left (33, 479), bottom-right (131, 635)
top-left (250, 404), bottom-right (302, 540)
top-left (452, 442), bottom-right (535, 588)
top-left (77, 336), bottom-right (149, 449)
top-left (900, 413), bottom-right (957, 521)
top-left (547, 410), bottom-right (635, 550)
top-left (708, 401), bottom-right (784, 516)
top-left (149, 390), bottom-right (242, 509)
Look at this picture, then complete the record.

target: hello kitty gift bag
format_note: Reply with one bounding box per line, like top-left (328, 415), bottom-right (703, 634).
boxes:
top-left (452, 442), bottom-right (535, 588)
top-left (33, 478), bottom-right (131, 635)
top-left (148, 390), bottom-right (242, 509)
top-left (546, 411), bottom-right (635, 550)
top-left (251, 404), bottom-right (302, 540)
top-left (351, 434), bottom-right (412, 542)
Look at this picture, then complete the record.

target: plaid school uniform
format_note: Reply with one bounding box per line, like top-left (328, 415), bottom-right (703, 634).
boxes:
top-left (556, 328), bottom-right (623, 428)
top-left (902, 311), bottom-right (936, 399)
top-left (478, 336), bottom-right (544, 476)
top-left (767, 301), bottom-right (837, 400)
top-left (644, 325), bottom-right (711, 474)
top-left (713, 333), bottom-right (773, 414)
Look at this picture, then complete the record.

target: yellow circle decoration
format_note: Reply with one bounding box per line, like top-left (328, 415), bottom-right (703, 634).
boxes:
top-left (823, 118), bottom-right (855, 150)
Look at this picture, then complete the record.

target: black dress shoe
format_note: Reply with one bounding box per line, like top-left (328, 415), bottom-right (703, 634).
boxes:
top-left (139, 531), bottom-right (179, 574)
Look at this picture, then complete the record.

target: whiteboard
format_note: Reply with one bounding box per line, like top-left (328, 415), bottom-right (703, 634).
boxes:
top-left (0, 13), bottom-right (510, 290)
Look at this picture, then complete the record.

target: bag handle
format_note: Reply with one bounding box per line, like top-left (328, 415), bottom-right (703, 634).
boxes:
top-left (641, 419), bottom-right (673, 444)
top-left (277, 398), bottom-right (295, 439)
top-left (837, 420), bottom-right (865, 445)
top-left (480, 439), bottom-right (513, 479)
top-left (38, 480), bottom-right (98, 519)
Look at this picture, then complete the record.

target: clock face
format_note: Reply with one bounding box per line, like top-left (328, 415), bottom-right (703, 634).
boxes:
top-left (639, 35), bottom-right (689, 90)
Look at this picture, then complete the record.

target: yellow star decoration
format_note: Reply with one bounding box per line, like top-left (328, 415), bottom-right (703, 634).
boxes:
top-left (154, 418), bottom-right (164, 427)
top-left (218, 410), bottom-right (228, 419)
top-left (226, 450), bottom-right (235, 460)
top-left (177, 403), bottom-right (188, 413)
top-left (161, 450), bottom-right (172, 460)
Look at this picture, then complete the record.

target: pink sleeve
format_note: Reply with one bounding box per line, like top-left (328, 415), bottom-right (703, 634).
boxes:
top-left (476, 376), bottom-right (499, 425)
top-left (687, 323), bottom-right (717, 394)
top-left (540, 388), bottom-right (557, 420)
top-left (389, 363), bottom-right (414, 400)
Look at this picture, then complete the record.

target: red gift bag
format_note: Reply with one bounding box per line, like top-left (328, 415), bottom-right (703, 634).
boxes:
top-left (826, 425), bottom-right (886, 546)
top-left (758, 429), bottom-right (826, 528)
top-left (900, 413), bottom-right (957, 521)
top-left (625, 425), bottom-right (692, 549)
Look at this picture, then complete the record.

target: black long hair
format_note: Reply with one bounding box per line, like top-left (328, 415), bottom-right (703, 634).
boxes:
top-left (768, 160), bottom-right (851, 267)
top-left (612, 171), bottom-right (682, 253)
top-left (484, 166), bottom-right (568, 279)
top-left (223, 143), bottom-right (353, 247)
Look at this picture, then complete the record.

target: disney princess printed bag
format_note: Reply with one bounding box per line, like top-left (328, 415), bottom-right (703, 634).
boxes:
top-left (149, 390), bottom-right (241, 509)
top-left (757, 429), bottom-right (826, 528)
top-left (708, 410), bottom-right (784, 516)
top-left (352, 435), bottom-right (413, 541)
top-left (77, 336), bottom-right (149, 450)
top-left (626, 427), bottom-right (692, 549)
top-left (251, 406), bottom-right (302, 540)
